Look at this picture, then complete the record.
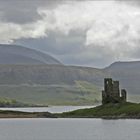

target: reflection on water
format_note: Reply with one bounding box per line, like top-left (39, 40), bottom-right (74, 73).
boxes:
top-left (0, 118), bottom-right (139, 140)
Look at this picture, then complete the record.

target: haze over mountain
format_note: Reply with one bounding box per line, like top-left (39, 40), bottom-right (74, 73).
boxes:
top-left (0, 0), bottom-right (140, 106)
top-left (104, 61), bottom-right (140, 96)
top-left (0, 44), bottom-right (140, 105)
top-left (0, 59), bottom-right (139, 87)
top-left (0, 44), bottom-right (61, 65)
top-left (0, 56), bottom-right (139, 104)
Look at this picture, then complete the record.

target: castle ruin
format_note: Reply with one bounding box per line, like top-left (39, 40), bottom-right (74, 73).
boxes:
top-left (102, 78), bottom-right (127, 104)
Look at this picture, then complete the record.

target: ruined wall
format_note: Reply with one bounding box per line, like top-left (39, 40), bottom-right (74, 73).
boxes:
top-left (121, 89), bottom-right (127, 102)
top-left (104, 78), bottom-right (113, 95)
top-left (112, 81), bottom-right (120, 97)
top-left (102, 78), bottom-right (127, 104)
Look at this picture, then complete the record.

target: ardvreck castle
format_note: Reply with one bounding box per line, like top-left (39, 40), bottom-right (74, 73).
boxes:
top-left (102, 78), bottom-right (127, 104)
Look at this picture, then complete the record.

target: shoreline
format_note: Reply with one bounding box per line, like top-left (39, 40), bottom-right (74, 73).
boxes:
top-left (0, 102), bottom-right (140, 119)
top-left (0, 114), bottom-right (139, 119)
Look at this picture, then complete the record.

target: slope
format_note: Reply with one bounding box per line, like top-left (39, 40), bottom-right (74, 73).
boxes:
top-left (0, 44), bottom-right (61, 65)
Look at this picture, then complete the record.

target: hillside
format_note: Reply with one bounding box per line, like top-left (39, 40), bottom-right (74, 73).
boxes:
top-left (0, 44), bottom-right (61, 65)
top-left (0, 45), bottom-right (140, 105)
top-left (0, 102), bottom-right (140, 119)
top-left (0, 61), bottom-right (139, 105)
top-left (0, 65), bottom-right (106, 85)
top-left (0, 65), bottom-right (105, 105)
top-left (0, 61), bottom-right (138, 88)
top-left (56, 102), bottom-right (140, 119)
top-left (104, 61), bottom-right (140, 95)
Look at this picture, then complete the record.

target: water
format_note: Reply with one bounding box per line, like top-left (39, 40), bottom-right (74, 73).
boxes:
top-left (0, 106), bottom-right (95, 113)
top-left (0, 106), bottom-right (139, 139)
top-left (0, 118), bottom-right (140, 140)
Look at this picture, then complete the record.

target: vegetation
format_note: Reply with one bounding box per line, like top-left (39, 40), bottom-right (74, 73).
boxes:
top-left (0, 62), bottom-right (139, 105)
top-left (0, 97), bottom-right (38, 107)
top-left (0, 102), bottom-right (140, 119)
top-left (0, 110), bottom-right (55, 118)
top-left (0, 84), bottom-right (139, 105)
top-left (56, 102), bottom-right (140, 119)
top-left (0, 64), bottom-right (106, 105)
top-left (0, 83), bottom-right (101, 105)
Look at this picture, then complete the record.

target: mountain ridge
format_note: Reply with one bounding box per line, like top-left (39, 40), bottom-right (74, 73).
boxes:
top-left (0, 44), bottom-right (61, 65)
top-left (0, 44), bottom-right (140, 104)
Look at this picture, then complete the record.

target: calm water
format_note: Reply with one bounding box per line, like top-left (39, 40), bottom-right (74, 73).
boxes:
top-left (0, 106), bottom-right (95, 113)
top-left (0, 118), bottom-right (140, 140)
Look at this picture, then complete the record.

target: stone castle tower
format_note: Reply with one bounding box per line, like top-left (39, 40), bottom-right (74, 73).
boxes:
top-left (102, 78), bottom-right (127, 104)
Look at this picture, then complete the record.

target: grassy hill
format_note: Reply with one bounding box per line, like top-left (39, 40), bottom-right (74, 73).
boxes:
top-left (0, 97), bottom-right (35, 107)
top-left (0, 102), bottom-right (140, 118)
top-left (0, 61), bottom-right (139, 105)
top-left (57, 102), bottom-right (140, 119)
top-left (0, 82), bottom-right (101, 105)
top-left (0, 65), bottom-right (105, 105)
top-left (0, 65), bottom-right (105, 85)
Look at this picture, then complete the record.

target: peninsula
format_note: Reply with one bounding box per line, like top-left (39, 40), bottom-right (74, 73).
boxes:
top-left (0, 78), bottom-right (140, 119)
top-left (56, 78), bottom-right (140, 119)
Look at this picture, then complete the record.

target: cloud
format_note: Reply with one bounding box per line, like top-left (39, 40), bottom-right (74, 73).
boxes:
top-left (1, 0), bottom-right (140, 67)
top-left (37, 1), bottom-right (140, 54)
top-left (2, 2), bottom-right (140, 45)
top-left (0, 21), bottom-right (47, 43)
top-left (0, 0), bottom-right (61, 24)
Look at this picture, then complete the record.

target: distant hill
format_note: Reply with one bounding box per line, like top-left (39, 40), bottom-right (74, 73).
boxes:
top-left (104, 61), bottom-right (140, 95)
top-left (0, 65), bottom-right (106, 105)
top-left (105, 61), bottom-right (140, 71)
top-left (0, 61), bottom-right (139, 88)
top-left (0, 61), bottom-right (139, 105)
top-left (0, 44), bottom-right (61, 65)
top-left (0, 65), bottom-right (106, 85)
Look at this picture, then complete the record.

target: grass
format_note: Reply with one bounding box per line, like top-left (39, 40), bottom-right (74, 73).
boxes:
top-left (0, 110), bottom-right (55, 118)
top-left (0, 82), bottom-right (101, 105)
top-left (0, 102), bottom-right (140, 119)
top-left (0, 97), bottom-right (34, 107)
top-left (0, 82), bottom-right (139, 106)
top-left (56, 102), bottom-right (140, 118)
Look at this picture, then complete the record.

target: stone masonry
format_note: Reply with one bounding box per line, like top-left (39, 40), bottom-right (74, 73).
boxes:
top-left (102, 78), bottom-right (127, 104)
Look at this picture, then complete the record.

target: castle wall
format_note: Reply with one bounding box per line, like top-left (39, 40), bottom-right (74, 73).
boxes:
top-left (104, 78), bottom-right (113, 95)
top-left (102, 78), bottom-right (127, 104)
top-left (112, 81), bottom-right (120, 97)
top-left (121, 89), bottom-right (127, 102)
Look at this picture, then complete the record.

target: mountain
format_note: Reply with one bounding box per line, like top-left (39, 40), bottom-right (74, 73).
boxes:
top-left (0, 50), bottom-right (139, 105)
top-left (0, 64), bottom-right (106, 105)
top-left (0, 65), bottom-right (106, 85)
top-left (105, 61), bottom-right (140, 71)
top-left (0, 61), bottom-right (139, 87)
top-left (104, 61), bottom-right (140, 95)
top-left (0, 44), bottom-right (61, 65)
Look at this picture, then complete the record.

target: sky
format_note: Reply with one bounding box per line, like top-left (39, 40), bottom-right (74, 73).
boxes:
top-left (0, 0), bottom-right (140, 68)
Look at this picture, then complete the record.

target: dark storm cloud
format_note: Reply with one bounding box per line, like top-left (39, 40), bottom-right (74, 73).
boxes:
top-left (0, 0), bottom-right (61, 24)
top-left (0, 0), bottom-right (140, 67)
top-left (1, 0), bottom-right (130, 24)
top-left (0, 0), bottom-right (139, 24)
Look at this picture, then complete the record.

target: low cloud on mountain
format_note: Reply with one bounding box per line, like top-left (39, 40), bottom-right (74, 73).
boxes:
top-left (0, 0), bottom-right (140, 67)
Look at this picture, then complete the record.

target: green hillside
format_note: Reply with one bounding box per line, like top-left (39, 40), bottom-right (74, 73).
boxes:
top-left (57, 102), bottom-right (140, 118)
top-left (0, 82), bottom-right (101, 105)
top-left (0, 62), bottom-right (139, 105)
top-left (0, 97), bottom-right (33, 107)
top-left (0, 65), bottom-right (106, 105)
